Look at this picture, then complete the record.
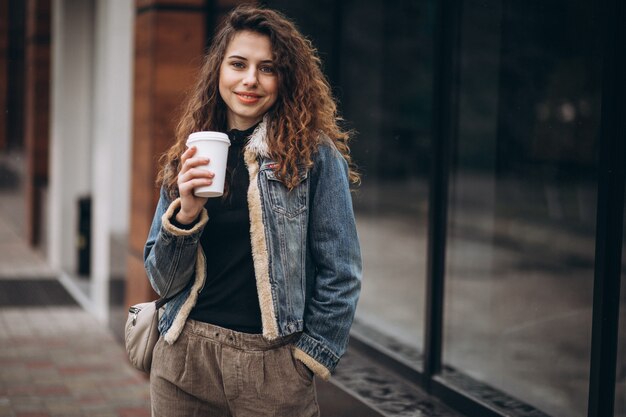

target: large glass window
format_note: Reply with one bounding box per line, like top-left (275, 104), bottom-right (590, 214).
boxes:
top-left (341, 0), bottom-right (434, 357)
top-left (265, 0), bottom-right (435, 360)
top-left (443, 1), bottom-right (601, 416)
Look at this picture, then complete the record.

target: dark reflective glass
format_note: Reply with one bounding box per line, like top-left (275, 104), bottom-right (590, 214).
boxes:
top-left (443, 1), bottom-right (601, 416)
top-left (264, 0), bottom-right (434, 359)
top-left (341, 0), bottom-right (433, 358)
top-left (616, 190), bottom-right (626, 416)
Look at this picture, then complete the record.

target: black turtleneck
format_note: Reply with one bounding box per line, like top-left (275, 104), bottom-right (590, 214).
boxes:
top-left (188, 124), bottom-right (262, 333)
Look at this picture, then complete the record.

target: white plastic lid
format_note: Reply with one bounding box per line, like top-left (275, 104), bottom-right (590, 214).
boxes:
top-left (187, 131), bottom-right (230, 145)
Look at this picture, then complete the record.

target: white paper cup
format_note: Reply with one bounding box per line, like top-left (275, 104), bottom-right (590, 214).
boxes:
top-left (186, 131), bottom-right (231, 198)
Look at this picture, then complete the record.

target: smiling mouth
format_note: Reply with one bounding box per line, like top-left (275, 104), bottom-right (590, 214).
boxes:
top-left (235, 92), bottom-right (262, 103)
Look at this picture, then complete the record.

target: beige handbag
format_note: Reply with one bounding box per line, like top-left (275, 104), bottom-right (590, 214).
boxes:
top-left (124, 297), bottom-right (169, 373)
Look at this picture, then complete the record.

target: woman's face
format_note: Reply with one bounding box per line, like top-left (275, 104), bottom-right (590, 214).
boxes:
top-left (219, 31), bottom-right (279, 130)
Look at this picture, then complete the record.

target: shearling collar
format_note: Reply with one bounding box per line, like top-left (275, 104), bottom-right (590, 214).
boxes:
top-left (244, 115), bottom-right (271, 158)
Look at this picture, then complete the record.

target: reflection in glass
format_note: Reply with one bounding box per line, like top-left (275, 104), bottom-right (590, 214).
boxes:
top-left (616, 187), bottom-right (626, 416)
top-left (265, 0), bottom-right (434, 357)
top-left (342, 0), bottom-right (434, 355)
top-left (443, 1), bottom-right (600, 416)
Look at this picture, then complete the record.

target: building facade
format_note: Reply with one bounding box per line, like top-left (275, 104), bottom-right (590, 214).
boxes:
top-left (1, 0), bottom-right (624, 416)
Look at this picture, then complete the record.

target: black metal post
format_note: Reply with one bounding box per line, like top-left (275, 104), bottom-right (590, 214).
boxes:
top-left (587, 0), bottom-right (626, 415)
top-left (423, 0), bottom-right (461, 386)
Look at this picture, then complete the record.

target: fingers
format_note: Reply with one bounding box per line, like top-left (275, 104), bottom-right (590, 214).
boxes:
top-left (181, 147), bottom-right (210, 173)
top-left (178, 147), bottom-right (216, 197)
top-left (178, 169), bottom-right (212, 189)
top-left (180, 146), bottom-right (197, 168)
top-left (178, 177), bottom-right (214, 197)
top-left (178, 168), bottom-right (215, 185)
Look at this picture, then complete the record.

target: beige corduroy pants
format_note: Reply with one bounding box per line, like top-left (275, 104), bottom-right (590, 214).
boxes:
top-left (150, 319), bottom-right (319, 417)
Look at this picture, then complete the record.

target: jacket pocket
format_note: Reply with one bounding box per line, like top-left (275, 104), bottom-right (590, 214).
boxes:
top-left (262, 169), bottom-right (308, 218)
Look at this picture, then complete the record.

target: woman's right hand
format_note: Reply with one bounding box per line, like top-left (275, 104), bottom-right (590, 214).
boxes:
top-left (176, 146), bottom-right (214, 225)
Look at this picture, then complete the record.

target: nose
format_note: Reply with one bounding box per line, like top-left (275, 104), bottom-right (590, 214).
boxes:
top-left (242, 68), bottom-right (258, 87)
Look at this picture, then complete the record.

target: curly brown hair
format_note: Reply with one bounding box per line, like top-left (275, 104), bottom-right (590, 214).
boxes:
top-left (158, 5), bottom-right (359, 197)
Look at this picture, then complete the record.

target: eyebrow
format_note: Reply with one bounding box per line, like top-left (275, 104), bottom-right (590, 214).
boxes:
top-left (226, 54), bottom-right (273, 63)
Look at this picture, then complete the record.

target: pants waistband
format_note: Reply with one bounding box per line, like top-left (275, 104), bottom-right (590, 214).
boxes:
top-left (184, 319), bottom-right (297, 351)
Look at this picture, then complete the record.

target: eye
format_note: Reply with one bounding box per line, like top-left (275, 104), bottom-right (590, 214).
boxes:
top-left (230, 61), bottom-right (245, 69)
top-left (259, 65), bottom-right (275, 74)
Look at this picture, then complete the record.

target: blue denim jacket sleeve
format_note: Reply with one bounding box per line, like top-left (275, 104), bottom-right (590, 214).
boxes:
top-left (144, 186), bottom-right (209, 297)
top-left (293, 144), bottom-right (362, 377)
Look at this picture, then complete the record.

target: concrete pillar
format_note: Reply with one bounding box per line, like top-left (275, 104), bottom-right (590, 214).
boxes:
top-left (49, 0), bottom-right (94, 275)
top-left (89, 0), bottom-right (134, 322)
top-left (49, 0), bottom-right (134, 323)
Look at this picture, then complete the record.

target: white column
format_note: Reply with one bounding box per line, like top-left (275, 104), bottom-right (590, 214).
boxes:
top-left (90, 0), bottom-right (134, 322)
top-left (50, 0), bottom-right (133, 323)
top-left (49, 0), bottom-right (95, 274)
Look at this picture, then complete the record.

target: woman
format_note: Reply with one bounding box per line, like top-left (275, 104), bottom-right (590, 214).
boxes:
top-left (144, 5), bottom-right (361, 416)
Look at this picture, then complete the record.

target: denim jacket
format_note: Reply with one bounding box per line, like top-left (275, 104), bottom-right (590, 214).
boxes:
top-left (144, 120), bottom-right (362, 380)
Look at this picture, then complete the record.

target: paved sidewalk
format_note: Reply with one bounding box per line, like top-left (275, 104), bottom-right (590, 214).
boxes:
top-left (0, 307), bottom-right (151, 417)
top-left (0, 165), bottom-right (151, 417)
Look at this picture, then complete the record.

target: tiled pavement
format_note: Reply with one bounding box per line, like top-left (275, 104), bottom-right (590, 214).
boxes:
top-left (0, 307), bottom-right (151, 417)
top-left (0, 165), bottom-right (151, 417)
